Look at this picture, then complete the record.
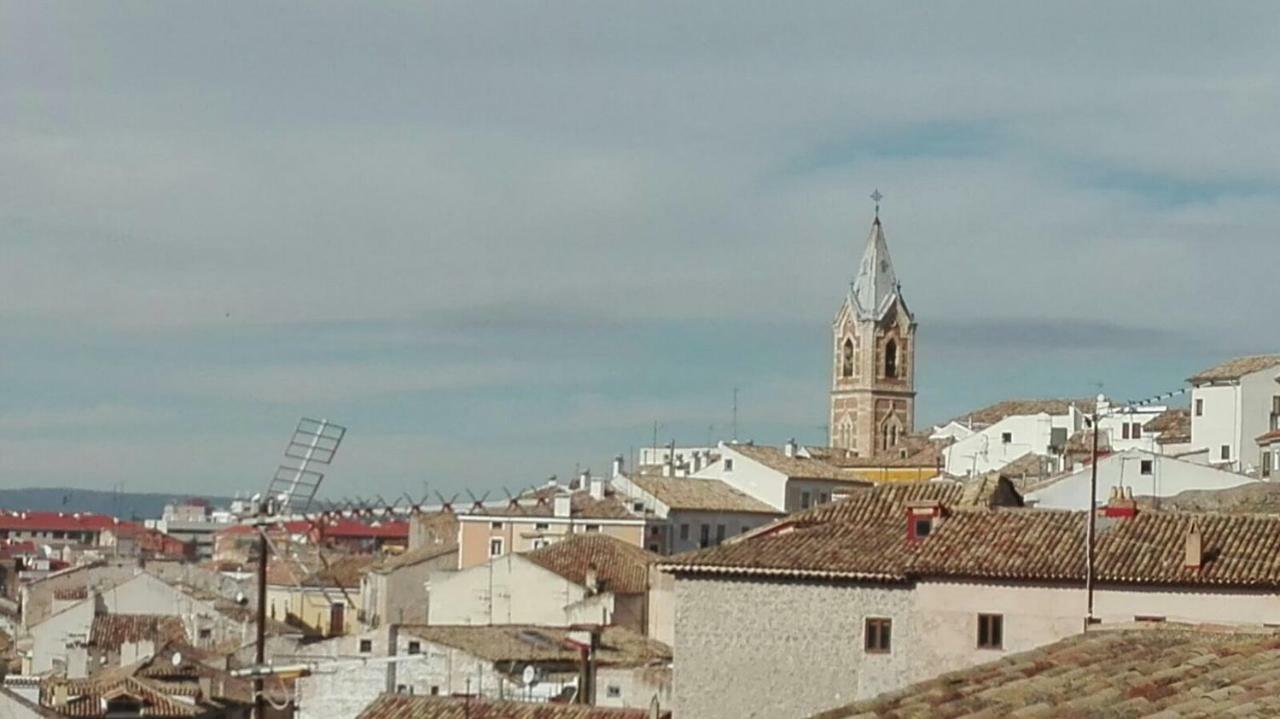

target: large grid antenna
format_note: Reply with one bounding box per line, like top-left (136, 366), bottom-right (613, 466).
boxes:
top-left (264, 417), bottom-right (346, 516)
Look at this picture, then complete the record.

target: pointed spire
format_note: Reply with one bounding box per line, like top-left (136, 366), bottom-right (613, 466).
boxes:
top-left (850, 215), bottom-right (907, 322)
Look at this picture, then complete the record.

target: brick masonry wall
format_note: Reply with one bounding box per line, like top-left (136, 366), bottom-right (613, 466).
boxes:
top-left (673, 575), bottom-right (914, 719)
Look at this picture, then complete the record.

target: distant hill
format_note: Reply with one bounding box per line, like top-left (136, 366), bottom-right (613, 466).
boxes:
top-left (0, 487), bottom-right (235, 521)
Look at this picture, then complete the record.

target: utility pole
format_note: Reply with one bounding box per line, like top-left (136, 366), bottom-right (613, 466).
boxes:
top-left (1085, 406), bottom-right (1100, 626)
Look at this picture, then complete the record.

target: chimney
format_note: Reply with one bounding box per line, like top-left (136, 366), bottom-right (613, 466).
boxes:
top-left (1102, 486), bottom-right (1138, 519)
top-left (611, 455), bottom-right (624, 479)
top-left (784, 438), bottom-right (798, 458)
top-left (52, 683), bottom-right (68, 708)
top-left (1185, 519), bottom-right (1203, 570)
top-left (553, 495), bottom-right (571, 518)
top-left (589, 476), bottom-right (606, 500)
top-left (578, 469), bottom-right (591, 491)
top-left (198, 676), bottom-right (212, 700)
top-left (692, 451), bottom-right (703, 473)
top-left (584, 562), bottom-right (600, 595)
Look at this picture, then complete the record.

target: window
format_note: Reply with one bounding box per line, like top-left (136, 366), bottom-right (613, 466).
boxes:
top-left (977, 614), bottom-right (1003, 649)
top-left (699, 524), bottom-right (710, 548)
top-left (198, 628), bottom-right (212, 640)
top-left (884, 339), bottom-right (898, 378)
top-left (407, 641), bottom-right (421, 655)
top-left (800, 491), bottom-right (811, 509)
top-left (585, 524), bottom-right (600, 533)
top-left (679, 524), bottom-right (689, 541)
top-left (1195, 398), bottom-right (1203, 417)
top-left (819, 492), bottom-right (829, 504)
top-left (649, 543), bottom-right (660, 552)
top-left (430, 686), bottom-right (440, 696)
top-left (650, 525), bottom-right (661, 536)
top-left (535, 523), bottom-right (549, 530)
top-left (633, 502), bottom-right (645, 512)
top-left (1001, 432), bottom-right (1013, 444)
top-left (490, 522), bottom-right (503, 529)
top-left (1131, 422), bottom-right (1142, 439)
top-left (723, 458), bottom-right (734, 472)
top-left (842, 339), bottom-right (854, 378)
top-left (1140, 459), bottom-right (1153, 476)
top-left (715, 524), bottom-right (726, 544)
top-left (359, 639), bottom-right (373, 653)
top-left (913, 517), bottom-right (933, 539)
top-left (864, 618), bottom-right (891, 653)
top-left (1135, 615), bottom-right (1166, 623)
top-left (606, 685), bottom-right (622, 699)
top-left (741, 525), bottom-right (751, 534)
top-left (532, 538), bottom-right (550, 549)
top-left (1221, 445), bottom-right (1231, 461)
top-left (1121, 423), bottom-right (1130, 440)
top-left (489, 537), bottom-right (504, 557)
top-left (1264, 452), bottom-right (1272, 479)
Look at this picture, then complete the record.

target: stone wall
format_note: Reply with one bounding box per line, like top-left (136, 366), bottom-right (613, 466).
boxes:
top-left (672, 575), bottom-right (913, 719)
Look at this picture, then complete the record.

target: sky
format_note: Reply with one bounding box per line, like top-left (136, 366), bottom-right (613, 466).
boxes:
top-left (3, 2), bottom-right (1279, 500)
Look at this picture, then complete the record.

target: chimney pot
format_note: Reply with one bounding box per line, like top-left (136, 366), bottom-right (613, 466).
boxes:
top-left (611, 456), bottom-right (624, 479)
top-left (1185, 520), bottom-right (1204, 570)
top-left (784, 439), bottom-right (798, 458)
top-left (553, 495), bottom-right (571, 518)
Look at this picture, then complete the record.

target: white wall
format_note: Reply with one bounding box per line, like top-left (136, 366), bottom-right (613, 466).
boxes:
top-left (1191, 383), bottom-right (1242, 468)
top-left (943, 411), bottom-right (1081, 476)
top-left (692, 445), bottom-right (789, 511)
top-left (1025, 450), bottom-right (1257, 510)
top-left (1240, 369), bottom-right (1280, 473)
top-left (427, 555), bottom-right (595, 626)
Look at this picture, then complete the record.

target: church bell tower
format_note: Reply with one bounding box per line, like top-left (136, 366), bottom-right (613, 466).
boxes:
top-left (829, 198), bottom-right (916, 456)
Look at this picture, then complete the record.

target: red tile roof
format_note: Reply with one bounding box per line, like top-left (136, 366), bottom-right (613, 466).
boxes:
top-left (358, 695), bottom-right (665, 719)
top-left (1189, 355), bottom-right (1280, 383)
top-left (89, 614), bottom-right (188, 652)
top-left (0, 511), bottom-right (122, 533)
top-left (523, 533), bottom-right (659, 594)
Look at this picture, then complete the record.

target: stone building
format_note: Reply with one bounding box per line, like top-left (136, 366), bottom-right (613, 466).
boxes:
top-left (829, 214), bottom-right (916, 456)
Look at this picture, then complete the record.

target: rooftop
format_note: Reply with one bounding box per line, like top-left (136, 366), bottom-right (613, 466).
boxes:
top-left (89, 614), bottom-right (187, 652)
top-left (1145, 407), bottom-right (1192, 443)
top-left (811, 626), bottom-right (1280, 718)
top-left (664, 486), bottom-right (1280, 589)
top-left (358, 695), bottom-right (666, 719)
top-left (371, 542), bottom-right (458, 574)
top-left (1189, 354), bottom-right (1280, 384)
top-left (399, 625), bottom-right (670, 668)
top-left (625, 474), bottom-right (780, 515)
top-left (523, 533), bottom-right (659, 595)
top-left (725, 444), bottom-right (868, 482)
top-left (948, 398), bottom-right (1096, 428)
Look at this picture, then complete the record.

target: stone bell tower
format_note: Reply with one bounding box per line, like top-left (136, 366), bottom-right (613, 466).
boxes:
top-left (829, 202), bottom-right (916, 456)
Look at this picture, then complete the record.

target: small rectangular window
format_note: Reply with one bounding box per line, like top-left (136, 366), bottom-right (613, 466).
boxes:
top-left (819, 492), bottom-right (829, 504)
top-left (978, 614), bottom-right (1003, 649)
top-left (800, 491), bottom-right (811, 509)
top-left (585, 524), bottom-right (600, 532)
top-left (913, 517), bottom-right (933, 538)
top-left (1001, 432), bottom-right (1013, 444)
top-left (1263, 452), bottom-right (1272, 478)
top-left (1221, 445), bottom-right (1231, 460)
top-left (407, 641), bottom-right (421, 655)
top-left (699, 524), bottom-right (710, 548)
top-left (606, 685), bottom-right (622, 698)
top-left (1135, 615), bottom-right (1166, 623)
top-left (633, 502), bottom-right (645, 512)
top-left (723, 458), bottom-right (734, 472)
top-left (1132, 422), bottom-right (1142, 439)
top-left (864, 617), bottom-right (891, 653)
top-left (199, 628), bottom-right (212, 640)
top-left (430, 686), bottom-right (440, 696)
top-left (679, 524), bottom-right (689, 541)
top-left (535, 523), bottom-right (549, 530)
top-left (1121, 423), bottom-right (1131, 440)
top-left (359, 639), bottom-right (373, 653)
top-left (715, 524), bottom-right (726, 544)
top-left (1195, 399), bottom-right (1203, 417)
top-left (1140, 459), bottom-right (1153, 475)
top-left (489, 538), bottom-right (504, 557)
top-left (490, 522), bottom-right (503, 530)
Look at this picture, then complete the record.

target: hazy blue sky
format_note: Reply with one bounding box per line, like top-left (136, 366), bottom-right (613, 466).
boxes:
top-left (3, 3), bottom-right (1278, 499)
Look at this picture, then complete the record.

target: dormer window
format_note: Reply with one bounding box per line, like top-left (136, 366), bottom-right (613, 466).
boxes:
top-left (912, 517), bottom-right (932, 538)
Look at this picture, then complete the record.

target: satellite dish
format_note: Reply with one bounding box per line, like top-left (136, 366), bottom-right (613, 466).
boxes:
top-left (172, 652), bottom-right (183, 667)
top-left (522, 665), bottom-right (537, 685)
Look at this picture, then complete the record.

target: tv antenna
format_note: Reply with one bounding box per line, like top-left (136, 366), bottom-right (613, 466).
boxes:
top-left (249, 417), bottom-right (347, 719)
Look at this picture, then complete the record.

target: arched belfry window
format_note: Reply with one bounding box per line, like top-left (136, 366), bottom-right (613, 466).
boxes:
top-left (841, 339), bottom-right (854, 378)
top-left (884, 339), bottom-right (898, 379)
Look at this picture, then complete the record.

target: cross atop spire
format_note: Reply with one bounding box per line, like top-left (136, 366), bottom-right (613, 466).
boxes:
top-left (870, 188), bottom-right (883, 222)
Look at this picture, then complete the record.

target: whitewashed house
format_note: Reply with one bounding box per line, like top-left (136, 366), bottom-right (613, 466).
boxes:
top-left (939, 399), bottom-right (1095, 476)
top-left (609, 471), bottom-right (781, 554)
top-left (690, 440), bottom-right (869, 512)
top-left (1187, 355), bottom-right (1280, 472)
top-left (1023, 448), bottom-right (1258, 510)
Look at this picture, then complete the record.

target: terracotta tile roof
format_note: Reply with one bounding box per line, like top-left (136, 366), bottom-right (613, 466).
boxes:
top-left (358, 695), bottom-right (665, 719)
top-left (1189, 354), bottom-right (1280, 383)
top-left (949, 398), bottom-right (1096, 427)
top-left (523, 534), bottom-right (659, 594)
top-left (809, 435), bottom-right (948, 469)
top-left (267, 550), bottom-right (375, 589)
top-left (399, 625), bottom-right (670, 667)
top-left (779, 481), bottom-right (964, 527)
top-left (89, 614), bottom-right (188, 652)
top-left (1145, 407), bottom-right (1191, 438)
top-left (0, 511), bottom-right (123, 534)
top-left (625, 475), bottom-right (781, 515)
top-left (726, 444), bottom-right (868, 481)
top-left (472, 489), bottom-right (638, 520)
top-left (1257, 429), bottom-right (1280, 446)
top-left (665, 487), bottom-right (1280, 590)
top-left (371, 542), bottom-right (458, 573)
top-left (811, 627), bottom-right (1280, 719)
